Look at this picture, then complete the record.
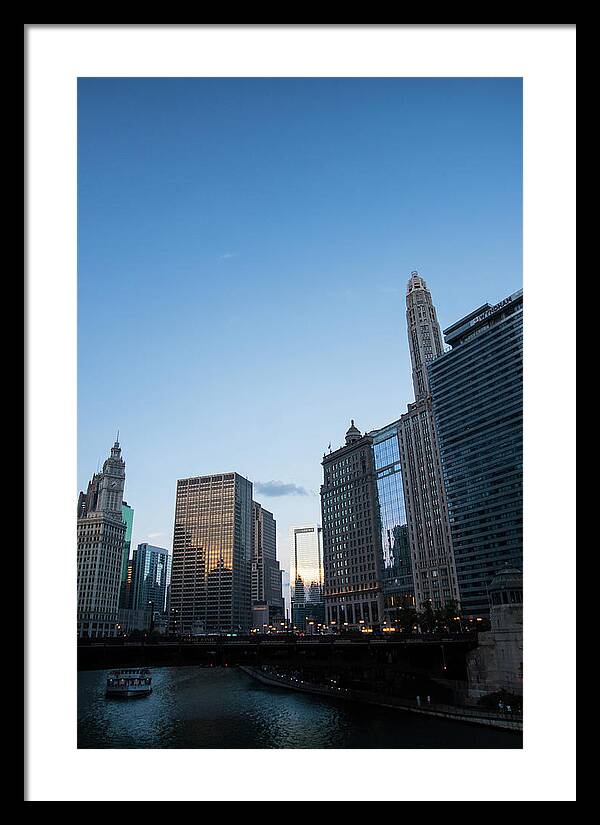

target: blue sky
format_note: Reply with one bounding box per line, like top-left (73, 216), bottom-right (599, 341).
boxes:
top-left (78, 77), bottom-right (522, 579)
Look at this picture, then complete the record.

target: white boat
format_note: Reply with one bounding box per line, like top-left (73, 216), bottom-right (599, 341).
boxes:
top-left (106, 668), bottom-right (152, 698)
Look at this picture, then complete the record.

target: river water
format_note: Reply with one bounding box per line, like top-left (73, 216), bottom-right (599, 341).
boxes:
top-left (78, 666), bottom-right (522, 749)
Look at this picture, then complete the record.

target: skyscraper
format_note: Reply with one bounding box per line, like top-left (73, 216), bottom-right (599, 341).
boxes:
top-left (369, 419), bottom-right (415, 619)
top-left (281, 568), bottom-right (291, 621)
top-left (398, 273), bottom-right (460, 610)
top-left (169, 473), bottom-right (253, 635)
top-left (129, 543), bottom-right (170, 619)
top-left (406, 272), bottom-right (445, 403)
top-left (428, 289), bottom-right (523, 615)
top-left (289, 523), bottom-right (324, 627)
top-left (321, 422), bottom-right (385, 628)
top-left (118, 501), bottom-right (134, 608)
top-left (251, 501), bottom-right (284, 630)
top-left (77, 438), bottom-right (127, 638)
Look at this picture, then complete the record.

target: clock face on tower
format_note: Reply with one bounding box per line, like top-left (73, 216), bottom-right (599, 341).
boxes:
top-left (109, 480), bottom-right (119, 489)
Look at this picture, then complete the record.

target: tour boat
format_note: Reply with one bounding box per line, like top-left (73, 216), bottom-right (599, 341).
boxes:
top-left (106, 668), bottom-right (152, 698)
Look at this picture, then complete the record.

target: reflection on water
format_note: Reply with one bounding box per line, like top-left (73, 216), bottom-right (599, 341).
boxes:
top-left (78, 666), bottom-right (522, 749)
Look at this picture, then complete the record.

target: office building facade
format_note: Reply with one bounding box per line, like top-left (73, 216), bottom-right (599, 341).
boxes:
top-left (429, 290), bottom-right (523, 615)
top-left (281, 568), bottom-right (291, 622)
top-left (291, 599), bottom-right (326, 633)
top-left (129, 543), bottom-right (170, 618)
top-left (251, 501), bottom-right (284, 631)
top-left (116, 606), bottom-right (152, 635)
top-left (369, 420), bottom-right (415, 619)
top-left (169, 472), bottom-right (253, 635)
top-left (118, 501), bottom-right (134, 608)
top-left (77, 439), bottom-right (127, 638)
top-left (398, 273), bottom-right (460, 610)
top-left (321, 421), bottom-right (385, 628)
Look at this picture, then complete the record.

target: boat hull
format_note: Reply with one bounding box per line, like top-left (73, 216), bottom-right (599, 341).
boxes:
top-left (106, 687), bottom-right (152, 698)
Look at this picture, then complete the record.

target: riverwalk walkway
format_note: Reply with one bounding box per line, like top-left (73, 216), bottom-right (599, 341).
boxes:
top-left (239, 665), bottom-right (522, 732)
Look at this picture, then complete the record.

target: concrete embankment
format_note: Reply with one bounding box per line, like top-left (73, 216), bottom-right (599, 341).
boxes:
top-left (239, 666), bottom-right (522, 732)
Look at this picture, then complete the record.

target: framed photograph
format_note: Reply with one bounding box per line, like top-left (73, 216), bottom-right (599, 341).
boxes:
top-left (25, 24), bottom-right (576, 803)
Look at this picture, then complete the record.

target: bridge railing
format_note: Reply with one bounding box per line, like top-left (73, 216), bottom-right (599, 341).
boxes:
top-left (80, 631), bottom-right (478, 648)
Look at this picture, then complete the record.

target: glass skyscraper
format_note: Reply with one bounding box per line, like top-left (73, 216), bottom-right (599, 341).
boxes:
top-left (169, 473), bottom-right (253, 634)
top-left (251, 501), bottom-right (284, 630)
top-left (428, 289), bottom-right (523, 615)
top-left (119, 501), bottom-right (134, 608)
top-left (369, 420), bottom-right (415, 618)
top-left (129, 543), bottom-right (170, 618)
top-left (289, 523), bottom-right (324, 628)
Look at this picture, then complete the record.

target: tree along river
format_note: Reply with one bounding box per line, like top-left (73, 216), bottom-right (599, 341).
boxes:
top-left (78, 665), bottom-right (522, 749)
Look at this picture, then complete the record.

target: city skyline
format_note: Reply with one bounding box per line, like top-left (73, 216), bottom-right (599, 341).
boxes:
top-left (76, 273), bottom-right (521, 636)
top-left (78, 276), bottom-right (522, 590)
top-left (78, 76), bottom-right (522, 581)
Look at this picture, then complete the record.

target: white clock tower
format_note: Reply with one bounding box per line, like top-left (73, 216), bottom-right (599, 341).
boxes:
top-left (77, 436), bottom-right (128, 638)
top-left (97, 437), bottom-right (126, 515)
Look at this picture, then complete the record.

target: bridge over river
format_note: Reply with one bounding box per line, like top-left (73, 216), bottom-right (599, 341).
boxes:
top-left (78, 634), bottom-right (479, 702)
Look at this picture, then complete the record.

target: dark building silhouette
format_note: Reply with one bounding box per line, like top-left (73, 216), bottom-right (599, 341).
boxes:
top-left (251, 501), bottom-right (284, 631)
top-left (429, 290), bottom-right (523, 615)
top-left (321, 421), bottom-right (384, 629)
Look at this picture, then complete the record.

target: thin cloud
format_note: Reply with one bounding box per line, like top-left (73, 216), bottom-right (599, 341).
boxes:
top-left (254, 480), bottom-right (309, 498)
top-left (219, 251), bottom-right (237, 259)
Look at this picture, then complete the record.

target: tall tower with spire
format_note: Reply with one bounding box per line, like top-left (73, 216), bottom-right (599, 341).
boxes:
top-left (97, 437), bottom-right (125, 515)
top-left (406, 272), bottom-right (445, 400)
top-left (77, 438), bottom-right (127, 638)
top-left (398, 272), bottom-right (460, 610)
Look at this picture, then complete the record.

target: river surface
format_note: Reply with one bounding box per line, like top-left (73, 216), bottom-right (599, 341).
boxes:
top-left (78, 666), bottom-right (522, 749)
